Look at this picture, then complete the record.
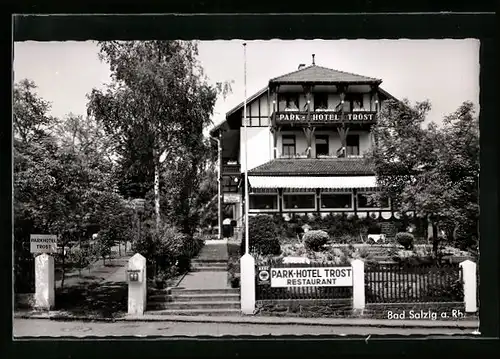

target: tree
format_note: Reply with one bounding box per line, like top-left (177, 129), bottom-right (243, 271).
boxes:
top-left (87, 40), bottom-right (231, 234)
top-left (14, 79), bottom-right (136, 290)
top-left (367, 99), bottom-right (479, 255)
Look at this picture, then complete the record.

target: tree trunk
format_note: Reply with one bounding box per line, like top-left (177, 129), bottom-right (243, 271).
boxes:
top-left (154, 152), bottom-right (161, 231)
top-left (61, 245), bottom-right (65, 289)
top-left (432, 223), bottom-right (439, 257)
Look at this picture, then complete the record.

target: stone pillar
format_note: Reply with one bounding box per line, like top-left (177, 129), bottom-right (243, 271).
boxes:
top-left (351, 259), bottom-right (365, 314)
top-left (240, 253), bottom-right (256, 315)
top-left (35, 253), bottom-right (55, 310)
top-left (127, 253), bottom-right (147, 315)
top-left (459, 260), bottom-right (477, 313)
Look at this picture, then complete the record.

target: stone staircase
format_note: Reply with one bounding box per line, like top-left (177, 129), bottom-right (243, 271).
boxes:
top-left (146, 239), bottom-right (241, 316)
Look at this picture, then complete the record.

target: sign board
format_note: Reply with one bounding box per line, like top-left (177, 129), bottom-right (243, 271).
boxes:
top-left (257, 265), bottom-right (270, 285)
top-left (276, 111), bottom-right (376, 125)
top-left (30, 234), bottom-right (58, 254)
top-left (223, 193), bottom-right (240, 203)
top-left (380, 222), bottom-right (397, 238)
top-left (270, 266), bottom-right (353, 288)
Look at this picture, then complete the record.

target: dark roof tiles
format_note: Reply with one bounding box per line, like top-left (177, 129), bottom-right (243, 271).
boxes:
top-left (270, 65), bottom-right (381, 84)
top-left (249, 158), bottom-right (374, 176)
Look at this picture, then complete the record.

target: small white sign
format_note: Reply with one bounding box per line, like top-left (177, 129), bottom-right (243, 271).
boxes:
top-left (270, 266), bottom-right (353, 288)
top-left (223, 193), bottom-right (240, 203)
top-left (30, 234), bottom-right (58, 253)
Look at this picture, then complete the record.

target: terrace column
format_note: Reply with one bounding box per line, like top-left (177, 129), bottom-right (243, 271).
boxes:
top-left (303, 84), bottom-right (314, 158)
top-left (337, 85), bottom-right (349, 157)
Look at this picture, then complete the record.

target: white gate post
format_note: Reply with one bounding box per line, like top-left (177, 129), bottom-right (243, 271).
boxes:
top-left (459, 260), bottom-right (477, 313)
top-left (34, 253), bottom-right (55, 310)
top-left (240, 253), bottom-right (255, 315)
top-left (127, 253), bottom-right (147, 315)
top-left (351, 259), bottom-right (365, 315)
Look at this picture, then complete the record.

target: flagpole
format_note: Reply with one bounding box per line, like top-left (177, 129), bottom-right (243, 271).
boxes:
top-left (240, 41), bottom-right (255, 315)
top-left (243, 42), bottom-right (249, 255)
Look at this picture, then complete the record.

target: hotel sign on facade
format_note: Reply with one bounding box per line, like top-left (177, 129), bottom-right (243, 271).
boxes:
top-left (270, 266), bottom-right (353, 287)
top-left (276, 111), bottom-right (376, 125)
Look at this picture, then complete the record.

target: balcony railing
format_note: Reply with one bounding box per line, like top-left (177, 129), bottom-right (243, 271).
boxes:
top-left (222, 162), bottom-right (241, 174)
top-left (274, 110), bottom-right (377, 125)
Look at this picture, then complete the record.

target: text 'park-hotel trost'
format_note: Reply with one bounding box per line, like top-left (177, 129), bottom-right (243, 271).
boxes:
top-left (210, 54), bottom-right (405, 235)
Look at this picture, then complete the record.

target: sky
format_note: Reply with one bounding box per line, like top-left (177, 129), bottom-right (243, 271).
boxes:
top-left (13, 39), bottom-right (480, 129)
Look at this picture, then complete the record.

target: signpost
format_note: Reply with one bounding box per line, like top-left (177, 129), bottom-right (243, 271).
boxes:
top-left (30, 234), bottom-right (58, 254)
top-left (270, 266), bottom-right (353, 288)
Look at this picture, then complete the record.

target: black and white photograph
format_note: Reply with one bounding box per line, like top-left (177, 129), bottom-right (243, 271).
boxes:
top-left (12, 37), bottom-right (480, 337)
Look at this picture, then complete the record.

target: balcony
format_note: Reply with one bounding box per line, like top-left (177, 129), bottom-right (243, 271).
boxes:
top-left (274, 110), bottom-right (377, 126)
top-left (222, 161), bottom-right (241, 175)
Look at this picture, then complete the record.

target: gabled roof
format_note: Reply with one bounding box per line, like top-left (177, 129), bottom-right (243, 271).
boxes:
top-left (226, 86), bottom-right (268, 118)
top-left (249, 158), bottom-right (374, 176)
top-left (269, 65), bottom-right (382, 85)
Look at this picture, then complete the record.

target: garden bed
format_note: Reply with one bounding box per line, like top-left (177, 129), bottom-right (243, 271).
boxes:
top-left (227, 241), bottom-right (241, 288)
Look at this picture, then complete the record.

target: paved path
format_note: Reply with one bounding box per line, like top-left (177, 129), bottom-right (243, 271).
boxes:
top-left (55, 247), bottom-right (132, 289)
top-left (177, 239), bottom-right (229, 290)
top-left (13, 318), bottom-right (479, 337)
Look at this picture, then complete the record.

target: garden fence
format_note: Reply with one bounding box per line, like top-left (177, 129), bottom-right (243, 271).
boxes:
top-left (364, 262), bottom-right (463, 303)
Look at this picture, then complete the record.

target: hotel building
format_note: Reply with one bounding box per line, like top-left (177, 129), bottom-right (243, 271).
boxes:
top-left (210, 55), bottom-right (402, 237)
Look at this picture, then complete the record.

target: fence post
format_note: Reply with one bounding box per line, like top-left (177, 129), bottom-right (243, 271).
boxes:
top-left (240, 253), bottom-right (256, 315)
top-left (459, 260), bottom-right (477, 313)
top-left (351, 259), bottom-right (365, 315)
top-left (127, 253), bottom-right (147, 316)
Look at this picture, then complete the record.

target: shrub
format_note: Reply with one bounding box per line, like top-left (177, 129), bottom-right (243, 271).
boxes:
top-left (241, 215), bottom-right (281, 256)
top-left (303, 230), bottom-right (329, 252)
top-left (396, 232), bottom-right (414, 250)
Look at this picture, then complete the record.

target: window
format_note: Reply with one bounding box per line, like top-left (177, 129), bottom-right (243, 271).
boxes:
top-left (283, 194), bottom-right (316, 210)
top-left (249, 194), bottom-right (278, 210)
top-left (345, 93), bottom-right (364, 112)
top-left (279, 94), bottom-right (299, 111)
top-left (320, 193), bottom-right (352, 209)
top-left (357, 193), bottom-right (390, 209)
top-left (315, 135), bottom-right (329, 157)
top-left (314, 93), bottom-right (328, 110)
top-left (282, 135), bottom-right (296, 156)
top-left (346, 135), bottom-right (360, 156)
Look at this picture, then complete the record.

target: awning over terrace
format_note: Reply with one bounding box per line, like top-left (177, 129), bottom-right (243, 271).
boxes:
top-left (248, 176), bottom-right (378, 191)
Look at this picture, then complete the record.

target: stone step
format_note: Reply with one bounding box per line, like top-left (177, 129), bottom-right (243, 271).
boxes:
top-left (191, 266), bottom-right (227, 272)
top-left (192, 258), bottom-right (229, 263)
top-left (170, 288), bottom-right (239, 295)
top-left (172, 293), bottom-right (240, 302)
top-left (148, 300), bottom-right (240, 310)
top-left (146, 308), bottom-right (241, 316)
top-left (149, 293), bottom-right (240, 303)
top-left (192, 261), bottom-right (228, 267)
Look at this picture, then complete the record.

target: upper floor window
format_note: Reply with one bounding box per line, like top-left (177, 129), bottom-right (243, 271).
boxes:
top-left (346, 93), bottom-right (365, 112)
top-left (315, 135), bottom-right (329, 157)
top-left (314, 93), bottom-right (328, 110)
top-left (282, 135), bottom-right (296, 156)
top-left (346, 135), bottom-right (360, 156)
top-left (278, 94), bottom-right (299, 111)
